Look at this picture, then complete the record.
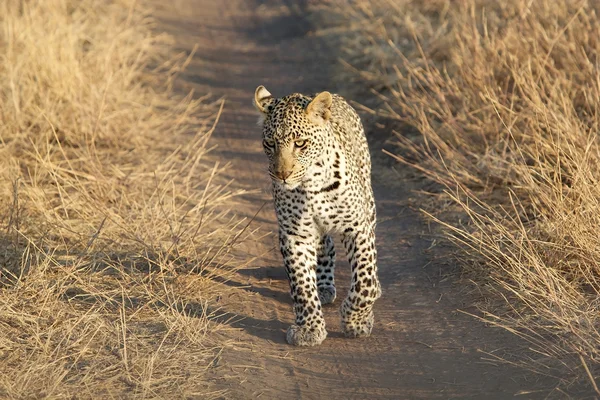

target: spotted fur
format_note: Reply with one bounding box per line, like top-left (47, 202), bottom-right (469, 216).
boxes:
top-left (254, 85), bottom-right (381, 346)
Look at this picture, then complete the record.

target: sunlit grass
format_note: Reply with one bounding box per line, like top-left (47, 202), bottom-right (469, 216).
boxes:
top-left (0, 0), bottom-right (246, 397)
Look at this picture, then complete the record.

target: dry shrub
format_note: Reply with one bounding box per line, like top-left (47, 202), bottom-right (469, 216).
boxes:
top-left (0, 0), bottom-right (246, 397)
top-left (314, 0), bottom-right (600, 392)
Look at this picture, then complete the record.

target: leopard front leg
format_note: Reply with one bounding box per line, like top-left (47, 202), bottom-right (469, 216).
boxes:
top-left (316, 234), bottom-right (336, 305)
top-left (341, 227), bottom-right (381, 338)
top-left (280, 232), bottom-right (327, 346)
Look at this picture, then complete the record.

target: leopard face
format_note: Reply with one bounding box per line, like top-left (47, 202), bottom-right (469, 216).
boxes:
top-left (254, 86), bottom-right (332, 190)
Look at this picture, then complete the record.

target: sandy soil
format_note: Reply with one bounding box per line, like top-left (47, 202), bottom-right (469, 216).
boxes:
top-left (151, 1), bottom-right (560, 398)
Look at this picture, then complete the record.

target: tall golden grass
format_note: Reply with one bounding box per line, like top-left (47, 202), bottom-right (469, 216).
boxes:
top-left (315, 0), bottom-right (600, 393)
top-left (0, 0), bottom-right (245, 397)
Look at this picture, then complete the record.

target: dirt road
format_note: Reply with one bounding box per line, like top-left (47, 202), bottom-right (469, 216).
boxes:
top-left (152, 1), bottom-right (558, 398)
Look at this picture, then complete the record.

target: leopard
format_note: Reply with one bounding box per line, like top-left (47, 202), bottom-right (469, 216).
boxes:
top-left (253, 85), bottom-right (381, 346)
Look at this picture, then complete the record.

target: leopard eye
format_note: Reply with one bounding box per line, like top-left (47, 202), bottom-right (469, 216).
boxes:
top-left (263, 139), bottom-right (275, 149)
top-left (294, 139), bottom-right (307, 148)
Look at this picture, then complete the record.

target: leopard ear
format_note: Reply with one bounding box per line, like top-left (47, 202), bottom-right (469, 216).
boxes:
top-left (305, 91), bottom-right (332, 125)
top-left (254, 85), bottom-right (274, 114)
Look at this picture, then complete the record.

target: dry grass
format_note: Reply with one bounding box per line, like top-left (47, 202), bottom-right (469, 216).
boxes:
top-left (314, 0), bottom-right (600, 393)
top-left (0, 0), bottom-right (247, 397)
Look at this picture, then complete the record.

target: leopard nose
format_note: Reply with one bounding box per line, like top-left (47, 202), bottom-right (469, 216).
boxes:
top-left (276, 170), bottom-right (293, 181)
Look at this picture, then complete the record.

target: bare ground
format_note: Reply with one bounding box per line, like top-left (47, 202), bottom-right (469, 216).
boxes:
top-left (151, 1), bottom-right (562, 398)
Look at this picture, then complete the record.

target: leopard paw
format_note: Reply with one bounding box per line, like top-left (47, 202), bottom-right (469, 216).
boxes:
top-left (318, 286), bottom-right (336, 305)
top-left (286, 324), bottom-right (327, 346)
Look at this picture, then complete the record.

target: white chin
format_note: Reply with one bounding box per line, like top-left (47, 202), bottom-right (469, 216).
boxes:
top-left (276, 181), bottom-right (301, 190)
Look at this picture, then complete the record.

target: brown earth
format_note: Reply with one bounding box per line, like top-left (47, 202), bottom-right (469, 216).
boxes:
top-left (151, 1), bottom-right (562, 398)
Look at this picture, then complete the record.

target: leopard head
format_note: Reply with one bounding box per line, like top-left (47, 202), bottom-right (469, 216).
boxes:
top-left (253, 85), bottom-right (332, 190)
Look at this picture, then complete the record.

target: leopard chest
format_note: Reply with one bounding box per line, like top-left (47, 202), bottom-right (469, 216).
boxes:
top-left (306, 182), bottom-right (361, 233)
